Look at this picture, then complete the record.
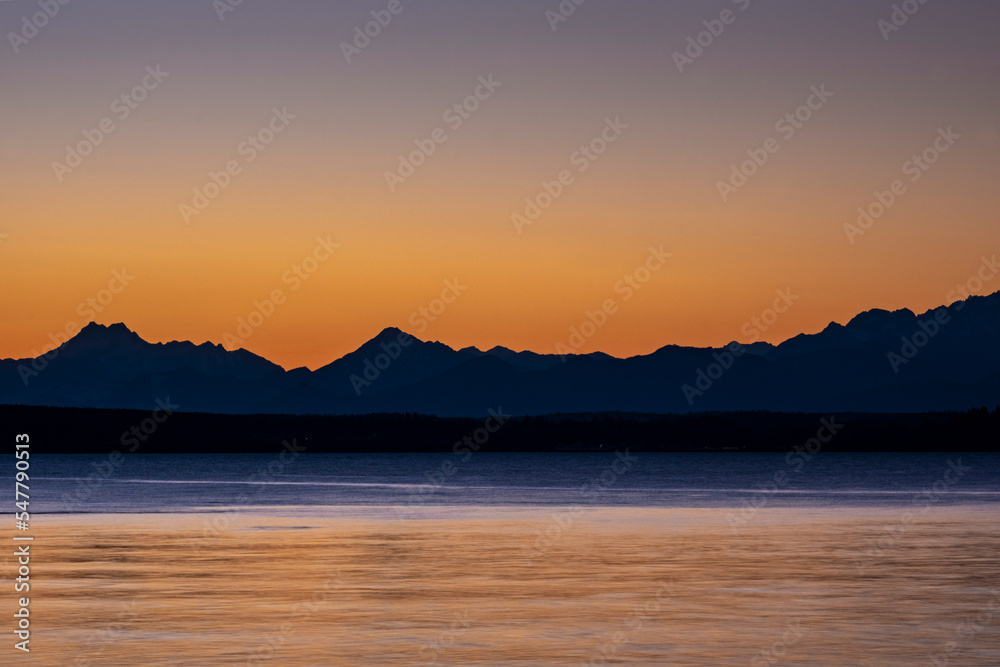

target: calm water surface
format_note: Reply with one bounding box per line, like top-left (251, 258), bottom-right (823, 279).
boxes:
top-left (5, 452), bottom-right (999, 665)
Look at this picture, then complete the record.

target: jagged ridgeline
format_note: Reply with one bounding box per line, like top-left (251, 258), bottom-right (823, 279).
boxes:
top-left (2, 290), bottom-right (999, 416)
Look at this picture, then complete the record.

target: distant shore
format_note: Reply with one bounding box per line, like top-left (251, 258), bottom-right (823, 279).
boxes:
top-left (3, 404), bottom-right (997, 454)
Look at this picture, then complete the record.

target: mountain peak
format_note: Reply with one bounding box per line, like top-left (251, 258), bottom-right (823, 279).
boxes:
top-left (364, 326), bottom-right (424, 347)
top-left (376, 326), bottom-right (406, 338)
top-left (844, 307), bottom-right (916, 333)
top-left (80, 321), bottom-right (121, 332)
top-left (73, 321), bottom-right (145, 345)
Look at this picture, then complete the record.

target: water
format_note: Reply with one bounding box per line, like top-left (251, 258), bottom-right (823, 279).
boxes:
top-left (6, 452), bottom-right (1000, 665)
top-left (29, 451), bottom-right (1000, 513)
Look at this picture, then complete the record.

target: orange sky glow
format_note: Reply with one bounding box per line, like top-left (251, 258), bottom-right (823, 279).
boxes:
top-left (2, 0), bottom-right (998, 370)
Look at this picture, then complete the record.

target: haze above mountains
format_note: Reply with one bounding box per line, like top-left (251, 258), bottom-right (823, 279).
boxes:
top-left (3, 291), bottom-right (1000, 416)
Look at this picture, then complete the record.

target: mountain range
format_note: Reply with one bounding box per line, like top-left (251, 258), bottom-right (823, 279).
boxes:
top-left (3, 291), bottom-right (1000, 416)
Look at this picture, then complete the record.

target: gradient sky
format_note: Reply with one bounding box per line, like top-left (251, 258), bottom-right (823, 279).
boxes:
top-left (2, 0), bottom-right (999, 369)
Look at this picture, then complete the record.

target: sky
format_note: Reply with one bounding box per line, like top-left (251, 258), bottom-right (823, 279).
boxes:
top-left (1, 0), bottom-right (998, 370)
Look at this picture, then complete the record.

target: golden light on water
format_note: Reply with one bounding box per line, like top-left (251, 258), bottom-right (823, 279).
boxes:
top-left (9, 507), bottom-right (999, 665)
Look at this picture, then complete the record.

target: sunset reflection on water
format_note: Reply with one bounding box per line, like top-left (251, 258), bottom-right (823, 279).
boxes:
top-left (8, 507), bottom-right (1000, 666)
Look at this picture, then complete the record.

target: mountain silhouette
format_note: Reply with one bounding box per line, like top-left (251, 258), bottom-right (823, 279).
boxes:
top-left (2, 292), bottom-right (999, 416)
